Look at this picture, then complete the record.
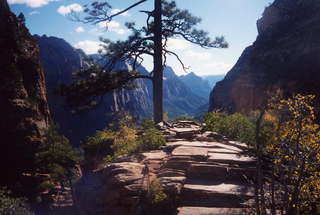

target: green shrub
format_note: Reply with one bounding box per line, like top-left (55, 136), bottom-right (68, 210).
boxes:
top-left (36, 124), bottom-right (82, 183)
top-left (0, 187), bottom-right (33, 215)
top-left (204, 112), bottom-right (255, 145)
top-left (83, 121), bottom-right (166, 164)
top-left (140, 118), bottom-right (156, 130)
top-left (137, 128), bottom-right (166, 152)
top-left (146, 179), bottom-right (167, 205)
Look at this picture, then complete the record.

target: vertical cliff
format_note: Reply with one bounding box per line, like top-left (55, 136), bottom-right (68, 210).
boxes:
top-left (209, 0), bottom-right (320, 113)
top-left (0, 0), bottom-right (50, 186)
top-left (36, 35), bottom-right (153, 145)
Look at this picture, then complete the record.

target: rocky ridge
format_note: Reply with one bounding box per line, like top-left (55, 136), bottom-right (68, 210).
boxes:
top-left (0, 0), bottom-right (50, 187)
top-left (74, 121), bottom-right (256, 215)
top-left (209, 0), bottom-right (320, 113)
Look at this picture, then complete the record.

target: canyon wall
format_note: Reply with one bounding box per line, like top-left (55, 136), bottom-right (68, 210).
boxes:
top-left (0, 1), bottom-right (50, 186)
top-left (209, 0), bottom-right (320, 113)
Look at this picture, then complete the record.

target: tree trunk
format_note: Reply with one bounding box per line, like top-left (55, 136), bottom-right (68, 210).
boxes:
top-left (152, 0), bottom-right (163, 124)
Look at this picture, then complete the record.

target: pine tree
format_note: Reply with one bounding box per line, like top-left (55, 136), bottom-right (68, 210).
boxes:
top-left (62, 0), bottom-right (228, 123)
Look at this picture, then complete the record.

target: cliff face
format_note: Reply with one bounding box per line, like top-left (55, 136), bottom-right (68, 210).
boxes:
top-left (209, 0), bottom-right (320, 113)
top-left (163, 67), bottom-right (208, 118)
top-left (0, 1), bottom-right (50, 185)
top-left (36, 35), bottom-right (153, 145)
top-left (36, 36), bottom-right (208, 145)
top-left (180, 72), bottom-right (211, 100)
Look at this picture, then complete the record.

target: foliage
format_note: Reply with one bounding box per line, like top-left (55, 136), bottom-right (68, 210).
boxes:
top-left (137, 128), bottom-right (166, 152)
top-left (141, 118), bottom-right (156, 130)
top-left (82, 116), bottom-right (165, 165)
top-left (256, 94), bottom-right (320, 215)
top-left (82, 129), bottom-right (115, 167)
top-left (35, 124), bottom-right (82, 185)
top-left (0, 187), bottom-right (33, 215)
top-left (146, 179), bottom-right (167, 205)
top-left (204, 112), bottom-right (256, 145)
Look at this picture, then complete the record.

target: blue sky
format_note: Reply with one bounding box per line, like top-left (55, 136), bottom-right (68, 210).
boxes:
top-left (9, 0), bottom-right (273, 76)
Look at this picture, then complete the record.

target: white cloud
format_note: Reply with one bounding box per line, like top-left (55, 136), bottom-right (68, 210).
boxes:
top-left (8, 0), bottom-right (58, 8)
top-left (75, 26), bottom-right (85, 33)
top-left (57, 3), bottom-right (83, 15)
top-left (111, 8), bottom-right (130, 17)
top-left (98, 20), bottom-right (128, 35)
top-left (29, 10), bottom-right (40, 15)
top-left (89, 28), bottom-right (104, 36)
top-left (74, 40), bottom-right (102, 55)
top-left (167, 38), bottom-right (192, 51)
top-left (185, 50), bottom-right (212, 60)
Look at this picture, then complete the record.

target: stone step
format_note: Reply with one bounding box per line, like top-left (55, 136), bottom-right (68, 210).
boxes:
top-left (181, 181), bottom-right (254, 208)
top-left (187, 163), bottom-right (256, 182)
top-left (177, 207), bottom-right (252, 215)
top-left (208, 152), bottom-right (256, 166)
top-left (157, 168), bottom-right (186, 177)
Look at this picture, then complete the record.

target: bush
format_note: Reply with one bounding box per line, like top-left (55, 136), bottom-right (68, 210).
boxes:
top-left (0, 187), bottom-right (33, 215)
top-left (36, 124), bottom-right (82, 184)
top-left (137, 128), bottom-right (166, 152)
top-left (204, 112), bottom-right (255, 144)
top-left (83, 119), bottom-right (166, 164)
top-left (140, 118), bottom-right (156, 130)
top-left (146, 179), bottom-right (167, 205)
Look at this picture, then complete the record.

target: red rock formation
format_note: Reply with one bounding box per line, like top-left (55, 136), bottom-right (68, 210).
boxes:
top-left (209, 0), bottom-right (320, 113)
top-left (0, 0), bottom-right (50, 187)
top-left (74, 121), bottom-right (256, 215)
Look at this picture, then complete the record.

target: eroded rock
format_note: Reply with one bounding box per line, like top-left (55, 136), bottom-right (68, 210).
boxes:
top-left (74, 121), bottom-right (256, 215)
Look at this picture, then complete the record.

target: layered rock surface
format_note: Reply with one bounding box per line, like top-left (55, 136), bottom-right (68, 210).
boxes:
top-left (74, 121), bottom-right (256, 215)
top-left (0, 0), bottom-right (50, 186)
top-left (209, 0), bottom-right (320, 113)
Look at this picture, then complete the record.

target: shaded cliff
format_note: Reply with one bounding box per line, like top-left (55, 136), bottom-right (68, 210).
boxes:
top-left (0, 1), bottom-right (50, 186)
top-left (202, 74), bottom-right (225, 89)
top-left (36, 36), bottom-right (208, 145)
top-left (209, 0), bottom-right (320, 113)
top-left (164, 67), bottom-right (208, 119)
top-left (180, 72), bottom-right (211, 100)
top-left (36, 35), bottom-right (152, 146)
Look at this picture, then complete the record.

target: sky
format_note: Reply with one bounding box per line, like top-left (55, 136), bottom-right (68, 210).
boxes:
top-left (8, 0), bottom-right (273, 76)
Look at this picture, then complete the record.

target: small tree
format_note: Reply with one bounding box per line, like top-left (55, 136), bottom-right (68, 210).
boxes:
top-left (256, 94), bottom-right (320, 215)
top-left (35, 124), bottom-right (82, 196)
top-left (17, 12), bottom-right (25, 25)
top-left (62, 0), bottom-right (228, 123)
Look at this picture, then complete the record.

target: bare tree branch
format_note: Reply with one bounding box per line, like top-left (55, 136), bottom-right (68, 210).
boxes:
top-left (108, 0), bottom-right (148, 20)
top-left (164, 49), bottom-right (189, 72)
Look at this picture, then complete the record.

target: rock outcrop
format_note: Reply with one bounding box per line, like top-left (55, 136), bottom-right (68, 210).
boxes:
top-left (74, 121), bottom-right (256, 215)
top-left (0, 1), bottom-right (50, 186)
top-left (209, 0), bottom-right (320, 113)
